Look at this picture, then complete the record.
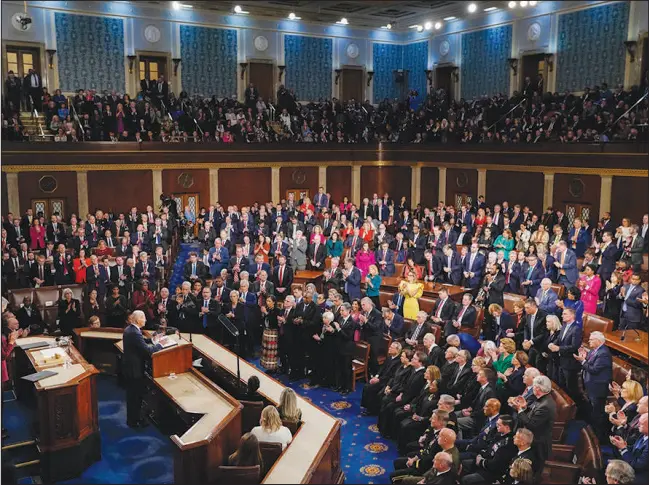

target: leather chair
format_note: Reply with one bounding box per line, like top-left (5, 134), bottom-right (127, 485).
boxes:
top-left (34, 287), bottom-right (61, 311)
top-left (281, 419), bottom-right (301, 435)
top-left (394, 263), bottom-right (405, 277)
top-left (376, 335), bottom-right (392, 366)
top-left (550, 381), bottom-right (577, 443)
top-left (418, 297), bottom-right (437, 315)
top-left (612, 356), bottom-right (648, 389)
top-left (7, 288), bottom-right (34, 310)
top-left (379, 290), bottom-right (394, 309)
top-left (352, 341), bottom-right (370, 391)
top-left (461, 306), bottom-right (483, 339)
top-left (582, 313), bottom-right (613, 343)
top-left (503, 292), bottom-right (526, 314)
top-left (430, 324), bottom-right (442, 344)
top-left (542, 426), bottom-right (602, 484)
top-left (259, 441), bottom-right (283, 471)
top-left (218, 465), bottom-right (261, 485)
top-left (550, 283), bottom-right (565, 299)
top-left (240, 400), bottom-right (264, 434)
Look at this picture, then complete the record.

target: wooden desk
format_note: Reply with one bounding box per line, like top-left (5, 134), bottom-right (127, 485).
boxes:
top-left (604, 330), bottom-right (649, 364)
top-left (184, 334), bottom-right (343, 484)
top-left (379, 277), bottom-right (466, 301)
top-left (74, 327), bottom-right (126, 374)
top-left (293, 270), bottom-right (324, 291)
top-left (14, 337), bottom-right (100, 482)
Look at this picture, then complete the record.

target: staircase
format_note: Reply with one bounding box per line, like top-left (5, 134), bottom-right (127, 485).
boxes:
top-left (19, 111), bottom-right (53, 141)
top-left (1, 438), bottom-right (42, 483)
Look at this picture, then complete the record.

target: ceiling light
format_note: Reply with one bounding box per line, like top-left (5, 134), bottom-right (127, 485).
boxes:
top-left (234, 5), bottom-right (242, 13)
top-left (381, 23), bottom-right (392, 29)
top-left (468, 3), bottom-right (477, 13)
top-left (416, 25), bottom-right (424, 32)
top-left (443, 16), bottom-right (456, 21)
top-left (529, 1), bottom-right (538, 5)
top-left (172, 1), bottom-right (181, 10)
top-left (288, 12), bottom-right (301, 20)
top-left (424, 21), bottom-right (432, 30)
top-left (336, 17), bottom-right (348, 25)
top-left (434, 21), bottom-right (442, 30)
top-left (508, 1), bottom-right (517, 7)
top-left (520, 1), bottom-right (528, 6)
top-left (484, 6), bottom-right (497, 11)
top-left (180, 4), bottom-right (192, 8)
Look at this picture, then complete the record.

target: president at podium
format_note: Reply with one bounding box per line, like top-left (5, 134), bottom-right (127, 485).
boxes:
top-left (123, 310), bottom-right (162, 428)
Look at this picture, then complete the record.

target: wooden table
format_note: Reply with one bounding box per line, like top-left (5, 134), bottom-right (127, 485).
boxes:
top-left (74, 327), bottom-right (126, 374)
top-left (14, 336), bottom-right (101, 482)
top-left (293, 270), bottom-right (324, 291)
top-left (604, 330), bottom-right (649, 364)
top-left (379, 277), bottom-right (467, 301)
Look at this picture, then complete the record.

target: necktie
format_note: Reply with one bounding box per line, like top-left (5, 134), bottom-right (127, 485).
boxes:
top-left (527, 265), bottom-right (534, 279)
top-left (203, 300), bottom-right (209, 328)
top-left (437, 300), bottom-right (444, 317)
top-left (39, 265), bottom-right (44, 280)
top-left (562, 323), bottom-right (571, 341)
top-left (13, 259), bottom-right (18, 271)
top-left (279, 266), bottom-right (284, 284)
top-left (457, 306), bottom-right (466, 322)
top-left (258, 263), bottom-right (262, 273)
top-left (623, 286), bottom-right (634, 312)
top-left (530, 314), bottom-right (535, 339)
top-left (192, 263), bottom-right (196, 275)
top-left (454, 365), bottom-right (463, 385)
top-left (63, 260), bottom-right (68, 275)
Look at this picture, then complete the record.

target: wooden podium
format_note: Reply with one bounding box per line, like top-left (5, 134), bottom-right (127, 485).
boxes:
top-left (15, 337), bottom-right (101, 482)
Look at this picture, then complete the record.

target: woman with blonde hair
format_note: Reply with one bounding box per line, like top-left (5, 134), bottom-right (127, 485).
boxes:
top-left (493, 338), bottom-right (516, 386)
top-left (509, 457), bottom-right (534, 485)
top-left (278, 388), bottom-right (302, 424)
top-left (251, 406), bottom-right (292, 449)
top-left (399, 271), bottom-right (424, 320)
top-left (606, 379), bottom-right (644, 425)
top-left (541, 314), bottom-right (562, 380)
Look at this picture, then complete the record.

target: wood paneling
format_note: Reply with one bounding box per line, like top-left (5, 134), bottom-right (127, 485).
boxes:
top-left (18, 171), bottom-right (78, 216)
top-left (162, 169), bottom-right (210, 209)
top-left (280, 167), bottom-right (318, 201)
top-left (611, 176), bottom-right (648, 224)
top-left (87, 170), bottom-right (152, 214)
top-left (218, 168), bottom-right (271, 207)
top-left (420, 167), bottom-right (439, 208)
top-left (341, 69), bottom-right (363, 102)
top-left (445, 168), bottom-right (477, 206)
top-left (553, 174), bottom-right (601, 223)
top-left (2, 172), bottom-right (8, 216)
top-left (326, 166), bottom-right (352, 206)
top-left (360, 166), bottom-right (411, 201)
top-left (486, 171), bottom-right (544, 214)
top-left (248, 63), bottom-right (274, 104)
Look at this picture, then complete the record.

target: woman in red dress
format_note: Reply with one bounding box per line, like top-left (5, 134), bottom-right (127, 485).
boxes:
top-left (359, 221), bottom-right (375, 244)
top-left (94, 240), bottom-right (113, 257)
top-left (29, 219), bottom-right (46, 250)
top-left (73, 248), bottom-right (92, 284)
top-left (132, 279), bottom-right (155, 323)
top-left (400, 256), bottom-right (423, 280)
top-left (254, 234), bottom-right (271, 263)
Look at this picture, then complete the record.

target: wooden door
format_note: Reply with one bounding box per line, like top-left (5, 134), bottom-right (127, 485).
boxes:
top-left (435, 66), bottom-right (454, 102)
top-left (341, 69), bottom-right (363, 102)
top-left (249, 62), bottom-right (274, 103)
top-left (286, 189), bottom-right (310, 204)
top-left (32, 198), bottom-right (65, 218)
top-left (174, 193), bottom-right (200, 220)
top-left (521, 53), bottom-right (546, 92)
top-left (139, 55), bottom-right (167, 82)
top-left (565, 204), bottom-right (591, 227)
top-left (454, 193), bottom-right (472, 211)
top-left (5, 46), bottom-right (41, 78)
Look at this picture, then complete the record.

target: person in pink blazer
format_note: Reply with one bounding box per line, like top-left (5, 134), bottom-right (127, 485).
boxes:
top-left (579, 263), bottom-right (602, 315)
top-left (29, 219), bottom-right (46, 250)
top-left (355, 242), bottom-right (376, 278)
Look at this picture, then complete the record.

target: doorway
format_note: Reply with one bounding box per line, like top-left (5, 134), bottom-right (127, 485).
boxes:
top-left (173, 193), bottom-right (200, 219)
top-left (565, 203), bottom-right (591, 227)
top-left (5, 45), bottom-right (41, 78)
top-left (454, 193), bottom-right (473, 211)
top-left (138, 55), bottom-right (167, 82)
top-left (521, 53), bottom-right (546, 93)
top-left (248, 62), bottom-right (274, 103)
top-left (341, 68), bottom-right (363, 102)
top-left (435, 65), bottom-right (454, 102)
top-left (32, 198), bottom-right (65, 218)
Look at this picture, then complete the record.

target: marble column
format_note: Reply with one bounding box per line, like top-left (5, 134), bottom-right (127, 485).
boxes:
top-left (477, 169), bottom-right (487, 199)
top-left (438, 167), bottom-right (447, 205)
top-left (351, 165), bottom-right (361, 206)
top-left (272, 167), bottom-right (280, 202)
top-left (6, 173), bottom-right (20, 215)
top-left (209, 168), bottom-right (219, 204)
top-left (152, 170), bottom-right (163, 208)
top-left (77, 171), bottom-right (89, 217)
top-left (599, 175), bottom-right (613, 218)
top-left (543, 173), bottom-right (554, 210)
top-left (411, 165), bottom-right (421, 206)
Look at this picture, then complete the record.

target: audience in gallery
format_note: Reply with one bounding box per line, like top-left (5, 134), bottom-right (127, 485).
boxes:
top-left (3, 68), bottom-right (648, 144)
top-left (2, 188), bottom-right (648, 484)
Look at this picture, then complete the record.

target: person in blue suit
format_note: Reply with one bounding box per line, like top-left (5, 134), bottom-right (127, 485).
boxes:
top-left (342, 257), bottom-right (362, 301)
top-left (535, 278), bottom-right (559, 316)
top-left (237, 279), bottom-right (259, 357)
top-left (383, 307), bottom-right (405, 340)
top-left (388, 291), bottom-right (405, 317)
top-left (248, 253), bottom-right (271, 280)
top-left (546, 307), bottom-right (582, 405)
top-left (375, 241), bottom-right (396, 276)
top-left (441, 245), bottom-right (463, 285)
top-left (568, 218), bottom-right (590, 258)
top-left (619, 273), bottom-right (645, 330)
top-left (484, 303), bottom-right (516, 343)
top-left (463, 244), bottom-right (485, 290)
top-left (208, 238), bottom-right (230, 277)
top-left (575, 330), bottom-right (612, 441)
top-left (270, 236), bottom-right (290, 267)
top-left (520, 254), bottom-right (544, 298)
top-left (123, 310), bottom-right (162, 427)
top-left (611, 413), bottom-right (648, 484)
top-left (554, 241), bottom-right (578, 288)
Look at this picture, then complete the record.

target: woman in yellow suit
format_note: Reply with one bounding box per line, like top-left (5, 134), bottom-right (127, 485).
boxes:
top-left (399, 271), bottom-right (424, 320)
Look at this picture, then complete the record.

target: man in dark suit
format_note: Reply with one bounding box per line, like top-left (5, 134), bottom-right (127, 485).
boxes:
top-left (553, 241), bottom-right (578, 288)
top-left (520, 254), bottom-right (544, 298)
top-left (23, 69), bottom-right (42, 111)
top-left (271, 254), bottom-right (293, 301)
top-left (344, 229), bottom-right (363, 258)
top-left (520, 299), bottom-right (547, 368)
top-left (430, 288), bottom-right (456, 336)
top-left (116, 237), bottom-right (131, 257)
top-left (174, 282), bottom-right (198, 333)
top-left (546, 308), bottom-right (582, 404)
top-left (388, 291), bottom-right (406, 317)
top-left (448, 293), bottom-right (477, 336)
top-left (463, 244), bottom-right (485, 290)
top-left (575, 331), bottom-right (612, 441)
top-left (153, 75), bottom-right (169, 107)
top-left (30, 254), bottom-right (54, 287)
top-left (248, 253), bottom-right (271, 281)
top-left (511, 375), bottom-right (556, 470)
top-left (85, 255), bottom-right (108, 294)
top-left (360, 297), bottom-right (385, 375)
top-left (457, 368), bottom-right (497, 438)
top-left (122, 310), bottom-right (162, 427)
top-left (15, 296), bottom-right (44, 334)
top-left (441, 245), bottom-right (462, 285)
top-left (611, 414), bottom-right (648, 484)
top-left (53, 244), bottom-right (74, 285)
top-left (334, 303), bottom-right (357, 394)
top-left (483, 304), bottom-right (515, 342)
top-left (445, 349), bottom-right (473, 397)
top-left (619, 274), bottom-right (644, 330)
top-left (405, 311), bottom-right (432, 347)
top-left (409, 225), bottom-right (427, 265)
top-left (383, 307), bottom-right (405, 340)
top-left (197, 287), bottom-right (221, 336)
top-left (130, 224), bottom-right (150, 252)
top-left (342, 257), bottom-right (362, 301)
top-left (182, 251), bottom-right (207, 286)
top-left (307, 234), bottom-right (327, 270)
top-left (423, 249), bottom-right (443, 282)
top-left (375, 241), bottom-right (396, 276)
top-left (135, 252), bottom-right (157, 288)
top-left (596, 231), bottom-right (619, 288)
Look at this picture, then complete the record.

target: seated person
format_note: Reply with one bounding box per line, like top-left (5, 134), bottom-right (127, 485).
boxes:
top-left (251, 406), bottom-right (293, 450)
top-left (228, 432), bottom-right (264, 477)
top-left (278, 388), bottom-right (302, 424)
top-left (240, 375), bottom-right (264, 402)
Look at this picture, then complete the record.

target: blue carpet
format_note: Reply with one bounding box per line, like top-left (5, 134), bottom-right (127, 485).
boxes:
top-left (168, 243), bottom-right (199, 292)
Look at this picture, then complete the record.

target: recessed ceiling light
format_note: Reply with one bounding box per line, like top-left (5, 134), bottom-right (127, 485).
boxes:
top-left (520, 1), bottom-right (528, 6)
top-left (381, 23), bottom-right (392, 29)
top-left (484, 6), bottom-right (497, 11)
top-left (508, 1), bottom-right (517, 7)
top-left (424, 21), bottom-right (432, 30)
top-left (234, 5), bottom-right (242, 13)
top-left (416, 25), bottom-right (424, 32)
top-left (336, 17), bottom-right (348, 25)
top-left (288, 12), bottom-right (301, 20)
top-left (443, 16), bottom-right (456, 21)
top-left (529, 0), bottom-right (538, 5)
top-left (434, 21), bottom-right (442, 30)
top-left (172, 1), bottom-right (181, 10)
top-left (468, 3), bottom-right (478, 13)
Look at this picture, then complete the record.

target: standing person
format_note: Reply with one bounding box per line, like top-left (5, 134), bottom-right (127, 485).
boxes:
top-left (334, 303), bottom-right (356, 395)
top-left (122, 310), bottom-right (162, 428)
top-left (365, 265), bottom-right (382, 308)
top-left (400, 271), bottom-right (424, 320)
top-left (579, 264), bottom-right (601, 315)
top-left (546, 308), bottom-right (582, 405)
top-left (260, 295), bottom-right (279, 373)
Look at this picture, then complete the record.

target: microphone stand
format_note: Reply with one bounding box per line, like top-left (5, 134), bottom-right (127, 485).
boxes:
top-left (218, 314), bottom-right (243, 392)
top-left (620, 326), bottom-right (642, 342)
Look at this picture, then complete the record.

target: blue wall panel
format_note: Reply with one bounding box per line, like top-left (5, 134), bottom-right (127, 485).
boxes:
top-left (403, 41), bottom-right (428, 109)
top-left (284, 34), bottom-right (333, 101)
top-left (373, 43), bottom-right (403, 103)
top-left (55, 13), bottom-right (125, 93)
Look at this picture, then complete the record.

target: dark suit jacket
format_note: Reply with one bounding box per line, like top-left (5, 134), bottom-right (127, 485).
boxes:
top-left (521, 310), bottom-right (548, 348)
top-left (446, 363), bottom-right (473, 397)
top-left (431, 298), bottom-right (456, 331)
top-left (336, 316), bottom-right (356, 355)
top-left (345, 266), bottom-right (362, 300)
top-left (386, 313), bottom-right (405, 339)
top-left (470, 383), bottom-right (497, 425)
top-left (521, 262), bottom-right (544, 297)
top-left (447, 304), bottom-right (477, 336)
top-left (405, 322), bottom-right (432, 344)
top-left (557, 322), bottom-right (583, 371)
top-left (271, 265), bottom-right (294, 295)
top-left (122, 324), bottom-right (162, 379)
top-left (582, 344), bottom-right (613, 400)
top-left (463, 252), bottom-right (485, 288)
top-left (620, 284), bottom-right (645, 323)
top-left (517, 393), bottom-right (557, 464)
top-left (30, 263), bottom-right (55, 287)
top-left (135, 260), bottom-right (157, 287)
top-left (402, 367), bottom-right (427, 404)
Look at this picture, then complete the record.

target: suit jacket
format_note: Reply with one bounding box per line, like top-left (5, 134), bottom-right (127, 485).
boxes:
top-left (568, 227), bottom-right (590, 257)
top-left (271, 265), bottom-right (294, 295)
top-left (375, 248), bottom-right (396, 276)
top-left (582, 344), bottom-right (613, 400)
top-left (390, 292), bottom-right (406, 316)
top-left (463, 252), bottom-right (485, 288)
top-left (248, 261), bottom-right (271, 280)
top-left (85, 265), bottom-right (109, 292)
top-left (344, 235), bottom-right (363, 257)
top-left (596, 242), bottom-right (619, 279)
top-left (557, 322), bottom-right (583, 371)
top-left (441, 251), bottom-right (463, 285)
top-left (228, 256), bottom-right (250, 276)
top-left (426, 344), bottom-right (445, 369)
top-left (449, 304), bottom-right (477, 335)
top-left (521, 310), bottom-right (548, 348)
top-left (405, 322), bottom-right (432, 344)
top-left (135, 260), bottom-right (157, 287)
top-left (470, 384), bottom-right (497, 424)
top-left (386, 313), bottom-right (405, 339)
top-left (535, 288), bottom-right (559, 315)
top-left (402, 367), bottom-right (427, 404)
top-left (521, 262), bottom-right (544, 297)
top-left (344, 266), bottom-right (362, 300)
top-left (446, 363), bottom-right (473, 397)
top-left (307, 243), bottom-right (327, 269)
top-left (130, 231), bottom-right (150, 251)
top-left (431, 298), bottom-right (456, 331)
top-left (336, 315), bottom-right (356, 355)
top-left (122, 324), bottom-right (162, 379)
top-left (290, 237), bottom-right (308, 268)
top-left (620, 284), bottom-right (644, 323)
top-left (556, 249), bottom-right (579, 285)
top-left (252, 279), bottom-right (275, 298)
top-left (518, 393), bottom-right (557, 465)
top-left (620, 434), bottom-right (648, 483)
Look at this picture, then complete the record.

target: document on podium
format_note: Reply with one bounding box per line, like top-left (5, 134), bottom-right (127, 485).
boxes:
top-left (158, 336), bottom-right (178, 349)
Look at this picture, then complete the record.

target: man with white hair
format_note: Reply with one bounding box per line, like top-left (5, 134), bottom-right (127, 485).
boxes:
top-left (290, 229), bottom-right (307, 271)
top-left (534, 277), bottom-right (558, 315)
top-left (313, 310), bottom-right (338, 388)
top-left (175, 281), bottom-right (198, 332)
top-left (575, 330), bottom-right (613, 439)
top-left (605, 459), bottom-right (636, 484)
top-left (510, 375), bottom-right (556, 468)
top-left (123, 310), bottom-right (162, 428)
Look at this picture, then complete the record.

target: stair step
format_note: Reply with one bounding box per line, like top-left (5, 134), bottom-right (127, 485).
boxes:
top-left (2, 440), bottom-right (37, 451)
top-left (14, 459), bottom-right (40, 469)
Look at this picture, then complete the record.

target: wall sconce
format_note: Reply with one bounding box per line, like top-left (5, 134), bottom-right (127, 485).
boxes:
top-left (451, 67), bottom-right (459, 82)
top-left (172, 58), bottom-right (182, 76)
top-left (507, 58), bottom-right (518, 76)
top-left (424, 69), bottom-right (433, 87)
top-left (127, 55), bottom-right (137, 74)
top-left (45, 49), bottom-right (57, 69)
top-left (624, 40), bottom-right (638, 62)
top-left (335, 69), bottom-right (342, 85)
top-left (367, 71), bottom-right (374, 86)
top-left (239, 62), bottom-right (248, 80)
top-left (278, 65), bottom-right (286, 82)
top-left (544, 53), bottom-right (554, 72)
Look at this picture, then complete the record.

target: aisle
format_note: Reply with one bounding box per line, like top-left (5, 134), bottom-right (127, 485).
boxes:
top-left (168, 242), bottom-right (200, 292)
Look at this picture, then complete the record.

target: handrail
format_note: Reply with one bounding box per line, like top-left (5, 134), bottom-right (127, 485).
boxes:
top-left (487, 97), bottom-right (526, 132)
top-left (607, 90), bottom-right (648, 134)
top-left (68, 96), bottom-right (85, 141)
